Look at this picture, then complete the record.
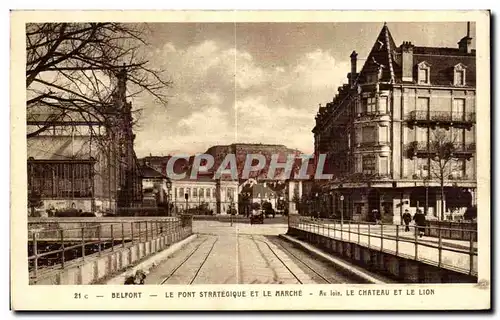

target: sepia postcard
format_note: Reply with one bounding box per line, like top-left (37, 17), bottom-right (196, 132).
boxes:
top-left (10, 10), bottom-right (491, 311)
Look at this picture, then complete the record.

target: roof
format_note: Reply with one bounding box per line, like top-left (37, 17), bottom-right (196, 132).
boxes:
top-left (140, 165), bottom-right (167, 179)
top-left (27, 136), bottom-right (98, 160)
top-left (355, 23), bottom-right (397, 85)
top-left (408, 49), bottom-right (475, 86)
top-left (354, 24), bottom-right (476, 87)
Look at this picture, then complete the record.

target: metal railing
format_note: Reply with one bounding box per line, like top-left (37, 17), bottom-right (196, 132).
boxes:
top-left (289, 216), bottom-right (477, 276)
top-left (358, 141), bottom-right (391, 148)
top-left (28, 218), bottom-right (189, 281)
top-left (407, 111), bottom-right (476, 123)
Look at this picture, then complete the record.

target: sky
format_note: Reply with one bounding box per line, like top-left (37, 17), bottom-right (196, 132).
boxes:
top-left (132, 22), bottom-right (476, 158)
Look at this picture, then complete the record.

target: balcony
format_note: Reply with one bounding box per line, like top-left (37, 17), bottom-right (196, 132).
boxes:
top-left (354, 111), bottom-right (391, 122)
top-left (405, 141), bottom-right (475, 160)
top-left (357, 141), bottom-right (391, 149)
top-left (406, 111), bottom-right (475, 130)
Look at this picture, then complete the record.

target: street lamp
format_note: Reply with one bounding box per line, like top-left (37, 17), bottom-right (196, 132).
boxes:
top-left (340, 193), bottom-right (345, 227)
top-left (329, 191), bottom-right (334, 219)
top-left (166, 180), bottom-right (172, 216)
top-left (423, 178), bottom-right (429, 218)
top-left (315, 192), bottom-right (319, 219)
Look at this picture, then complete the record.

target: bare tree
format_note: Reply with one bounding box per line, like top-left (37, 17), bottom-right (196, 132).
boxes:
top-left (26, 22), bottom-right (172, 138)
top-left (429, 128), bottom-right (463, 220)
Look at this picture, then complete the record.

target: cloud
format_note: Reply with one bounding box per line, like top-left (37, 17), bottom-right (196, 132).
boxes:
top-left (134, 40), bottom-right (350, 157)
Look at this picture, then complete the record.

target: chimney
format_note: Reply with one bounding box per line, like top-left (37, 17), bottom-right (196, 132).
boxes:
top-left (350, 51), bottom-right (358, 86)
top-left (458, 22), bottom-right (473, 54)
top-left (401, 41), bottom-right (414, 82)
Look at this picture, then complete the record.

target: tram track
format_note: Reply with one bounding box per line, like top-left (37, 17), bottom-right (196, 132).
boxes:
top-left (267, 238), bottom-right (332, 284)
top-left (247, 235), bottom-right (303, 284)
top-left (160, 237), bottom-right (218, 285)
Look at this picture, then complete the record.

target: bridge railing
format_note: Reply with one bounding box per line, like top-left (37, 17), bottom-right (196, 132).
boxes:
top-left (289, 216), bottom-right (478, 276)
top-left (28, 217), bottom-right (190, 281)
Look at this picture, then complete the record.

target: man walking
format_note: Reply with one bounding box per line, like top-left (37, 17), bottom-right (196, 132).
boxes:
top-left (413, 209), bottom-right (427, 238)
top-left (402, 209), bottom-right (412, 232)
top-left (372, 209), bottom-right (382, 224)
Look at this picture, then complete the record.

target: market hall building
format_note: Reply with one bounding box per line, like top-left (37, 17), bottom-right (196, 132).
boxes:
top-left (312, 23), bottom-right (476, 223)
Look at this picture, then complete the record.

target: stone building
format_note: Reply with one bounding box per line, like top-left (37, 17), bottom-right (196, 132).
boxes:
top-left (27, 68), bottom-right (143, 215)
top-left (312, 23), bottom-right (476, 223)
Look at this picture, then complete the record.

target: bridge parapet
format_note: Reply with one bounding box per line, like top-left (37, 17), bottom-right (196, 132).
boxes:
top-left (28, 216), bottom-right (193, 285)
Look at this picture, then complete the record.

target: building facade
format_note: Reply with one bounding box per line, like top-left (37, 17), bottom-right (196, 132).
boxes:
top-left (140, 155), bottom-right (238, 215)
top-left (312, 23), bottom-right (476, 223)
top-left (27, 68), bottom-right (142, 215)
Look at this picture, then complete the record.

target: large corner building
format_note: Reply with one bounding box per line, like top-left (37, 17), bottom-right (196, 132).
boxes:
top-left (313, 23), bottom-right (476, 223)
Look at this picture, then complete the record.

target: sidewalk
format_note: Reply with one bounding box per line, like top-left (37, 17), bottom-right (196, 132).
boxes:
top-left (293, 221), bottom-right (477, 275)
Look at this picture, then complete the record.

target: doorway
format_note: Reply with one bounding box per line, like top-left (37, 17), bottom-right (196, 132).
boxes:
top-left (367, 189), bottom-right (380, 221)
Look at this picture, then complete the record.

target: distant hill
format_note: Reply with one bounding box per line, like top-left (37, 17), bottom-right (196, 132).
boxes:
top-left (139, 143), bottom-right (315, 181)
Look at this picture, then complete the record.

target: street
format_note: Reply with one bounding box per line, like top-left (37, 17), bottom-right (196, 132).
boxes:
top-left (144, 221), bottom-right (360, 284)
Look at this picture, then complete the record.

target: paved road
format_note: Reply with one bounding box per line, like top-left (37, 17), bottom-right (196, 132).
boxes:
top-left (144, 222), bottom-right (359, 285)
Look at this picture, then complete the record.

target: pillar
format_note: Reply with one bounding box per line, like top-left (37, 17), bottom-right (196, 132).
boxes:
top-left (288, 181), bottom-right (297, 214)
top-left (392, 190), bottom-right (410, 225)
top-left (435, 190), bottom-right (446, 220)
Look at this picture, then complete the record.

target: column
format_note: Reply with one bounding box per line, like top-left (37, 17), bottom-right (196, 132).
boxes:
top-left (435, 190), bottom-right (446, 220)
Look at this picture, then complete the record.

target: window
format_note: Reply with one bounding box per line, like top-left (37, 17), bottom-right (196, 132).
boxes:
top-left (450, 159), bottom-right (466, 179)
top-left (453, 127), bottom-right (464, 145)
top-left (455, 70), bottom-right (464, 85)
top-left (200, 188), bottom-right (204, 198)
top-left (206, 188), bottom-right (210, 198)
top-left (355, 155), bottom-right (362, 173)
top-left (417, 97), bottom-right (429, 112)
top-left (28, 161), bottom-right (94, 198)
top-left (454, 63), bottom-right (467, 86)
top-left (362, 126), bottom-right (376, 144)
top-left (416, 127), bottom-right (428, 143)
top-left (379, 157), bottom-right (389, 175)
top-left (416, 159), bottom-right (429, 178)
top-left (193, 188), bottom-right (198, 197)
top-left (366, 73), bottom-right (378, 83)
top-left (379, 125), bottom-right (389, 143)
top-left (417, 61), bottom-right (431, 84)
top-left (453, 98), bottom-right (465, 121)
top-left (179, 188), bottom-right (184, 198)
top-left (418, 68), bottom-right (428, 84)
top-left (186, 188), bottom-right (190, 198)
top-left (363, 97), bottom-right (377, 114)
top-left (378, 96), bottom-right (388, 114)
top-left (362, 155), bottom-right (376, 175)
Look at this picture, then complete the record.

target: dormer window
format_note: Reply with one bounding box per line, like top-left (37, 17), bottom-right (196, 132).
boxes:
top-left (417, 61), bottom-right (431, 84)
top-left (454, 63), bottom-right (467, 86)
top-left (366, 73), bottom-right (378, 84)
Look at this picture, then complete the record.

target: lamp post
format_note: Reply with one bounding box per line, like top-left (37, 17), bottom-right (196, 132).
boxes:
top-left (329, 191), bottom-right (334, 219)
top-left (423, 178), bottom-right (429, 218)
top-left (166, 180), bottom-right (172, 216)
top-left (315, 192), bottom-right (319, 219)
top-left (340, 194), bottom-right (345, 227)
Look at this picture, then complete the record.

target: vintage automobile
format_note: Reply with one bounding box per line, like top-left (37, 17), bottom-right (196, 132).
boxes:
top-left (250, 209), bottom-right (264, 224)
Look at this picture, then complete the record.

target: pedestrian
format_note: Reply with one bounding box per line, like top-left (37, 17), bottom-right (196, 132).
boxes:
top-left (372, 209), bottom-right (382, 224)
top-left (402, 209), bottom-right (412, 232)
top-left (413, 209), bottom-right (426, 238)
